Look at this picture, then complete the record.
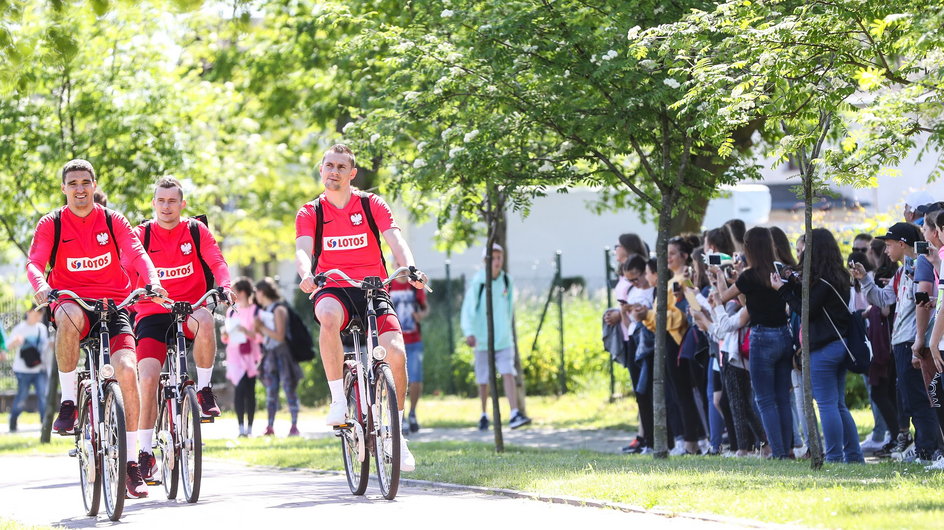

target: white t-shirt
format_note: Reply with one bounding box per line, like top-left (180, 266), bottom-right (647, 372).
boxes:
top-left (9, 321), bottom-right (50, 374)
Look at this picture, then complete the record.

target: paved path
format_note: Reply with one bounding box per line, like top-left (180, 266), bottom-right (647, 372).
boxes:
top-left (0, 455), bottom-right (751, 529)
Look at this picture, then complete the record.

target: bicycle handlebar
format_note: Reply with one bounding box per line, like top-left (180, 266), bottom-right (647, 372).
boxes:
top-left (155, 287), bottom-right (226, 310)
top-left (311, 266), bottom-right (432, 298)
top-left (43, 286), bottom-right (158, 312)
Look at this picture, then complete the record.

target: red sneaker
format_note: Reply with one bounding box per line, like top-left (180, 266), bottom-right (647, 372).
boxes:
top-left (126, 462), bottom-right (149, 498)
top-left (196, 387), bottom-right (221, 417)
top-left (264, 426), bottom-right (275, 436)
top-left (288, 425), bottom-right (300, 437)
top-left (53, 401), bottom-right (77, 434)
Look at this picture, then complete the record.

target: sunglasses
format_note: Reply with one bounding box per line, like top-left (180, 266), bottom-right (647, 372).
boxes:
top-left (852, 246), bottom-right (868, 253)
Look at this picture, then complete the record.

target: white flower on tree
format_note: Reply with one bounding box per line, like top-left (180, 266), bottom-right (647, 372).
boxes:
top-left (441, 9), bottom-right (453, 17)
top-left (413, 158), bottom-right (427, 169)
top-left (663, 78), bottom-right (681, 89)
top-left (464, 130), bottom-right (479, 142)
top-left (538, 161), bottom-right (554, 173)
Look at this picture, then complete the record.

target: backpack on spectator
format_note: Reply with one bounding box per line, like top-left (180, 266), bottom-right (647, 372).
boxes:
top-left (279, 301), bottom-right (315, 363)
top-left (820, 278), bottom-right (872, 374)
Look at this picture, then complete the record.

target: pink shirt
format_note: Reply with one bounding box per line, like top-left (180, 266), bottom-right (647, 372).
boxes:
top-left (223, 304), bottom-right (263, 385)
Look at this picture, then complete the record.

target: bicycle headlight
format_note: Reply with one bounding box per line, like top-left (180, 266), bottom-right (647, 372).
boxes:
top-left (372, 346), bottom-right (387, 360)
top-left (100, 364), bottom-right (115, 379)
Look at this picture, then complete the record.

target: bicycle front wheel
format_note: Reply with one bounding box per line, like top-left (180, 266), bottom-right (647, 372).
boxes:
top-left (179, 386), bottom-right (202, 503)
top-left (76, 387), bottom-right (100, 516)
top-left (101, 382), bottom-right (127, 521)
top-left (340, 367), bottom-right (369, 495)
top-left (373, 363), bottom-right (400, 500)
top-left (155, 395), bottom-right (179, 499)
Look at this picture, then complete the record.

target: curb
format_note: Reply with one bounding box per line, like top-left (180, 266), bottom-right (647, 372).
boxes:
top-left (218, 459), bottom-right (801, 529)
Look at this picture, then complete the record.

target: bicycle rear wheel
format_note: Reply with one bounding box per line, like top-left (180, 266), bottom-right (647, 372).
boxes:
top-left (373, 363), bottom-right (400, 500)
top-left (155, 395), bottom-right (179, 499)
top-left (101, 382), bottom-right (127, 521)
top-left (340, 367), bottom-right (369, 495)
top-left (76, 387), bottom-right (100, 516)
top-left (180, 385), bottom-right (202, 503)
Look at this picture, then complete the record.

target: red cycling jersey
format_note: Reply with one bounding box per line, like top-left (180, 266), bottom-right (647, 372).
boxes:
top-left (131, 219), bottom-right (232, 321)
top-left (295, 190), bottom-right (398, 281)
top-left (26, 205), bottom-right (158, 300)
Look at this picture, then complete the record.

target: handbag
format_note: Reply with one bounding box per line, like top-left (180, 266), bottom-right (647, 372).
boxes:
top-left (820, 279), bottom-right (872, 374)
top-left (19, 329), bottom-right (42, 368)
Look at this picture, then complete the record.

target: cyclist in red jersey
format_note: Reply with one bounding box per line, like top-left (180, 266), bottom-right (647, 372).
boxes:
top-left (131, 176), bottom-right (234, 480)
top-left (295, 144), bottom-right (427, 472)
top-left (27, 159), bottom-right (168, 498)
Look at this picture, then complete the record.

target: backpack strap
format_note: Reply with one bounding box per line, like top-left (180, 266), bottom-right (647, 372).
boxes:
top-left (476, 272), bottom-right (510, 311)
top-left (189, 219), bottom-right (215, 289)
top-left (48, 209), bottom-right (63, 275)
top-left (310, 198), bottom-right (324, 275)
top-left (142, 220), bottom-right (152, 252)
top-left (357, 191), bottom-right (386, 272)
top-left (103, 208), bottom-right (120, 258)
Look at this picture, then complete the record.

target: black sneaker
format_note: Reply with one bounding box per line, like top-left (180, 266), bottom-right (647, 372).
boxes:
top-left (409, 413), bottom-right (420, 433)
top-left (126, 462), bottom-right (149, 498)
top-left (890, 432), bottom-right (914, 460)
top-left (138, 450), bottom-right (158, 481)
top-left (53, 401), bottom-right (77, 434)
top-left (509, 412), bottom-right (532, 430)
top-left (9, 416), bottom-right (16, 433)
top-left (478, 416), bottom-right (490, 431)
top-left (874, 437), bottom-right (898, 458)
top-left (622, 436), bottom-right (644, 454)
top-left (197, 387), bottom-right (221, 417)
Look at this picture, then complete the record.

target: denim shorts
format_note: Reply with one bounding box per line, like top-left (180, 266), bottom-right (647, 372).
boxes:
top-left (405, 341), bottom-right (424, 383)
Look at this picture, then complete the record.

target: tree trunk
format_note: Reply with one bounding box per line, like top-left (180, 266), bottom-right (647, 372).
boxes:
top-left (484, 190), bottom-right (504, 453)
top-left (651, 197), bottom-right (673, 459)
top-left (802, 166), bottom-right (825, 469)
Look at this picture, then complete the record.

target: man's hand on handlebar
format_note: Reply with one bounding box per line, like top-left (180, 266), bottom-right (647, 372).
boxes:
top-left (34, 286), bottom-right (52, 307)
top-left (408, 266), bottom-right (429, 291)
top-left (299, 272), bottom-right (318, 294)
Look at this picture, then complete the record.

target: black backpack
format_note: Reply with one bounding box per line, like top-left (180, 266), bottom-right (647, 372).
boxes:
top-left (142, 214), bottom-right (214, 289)
top-left (309, 190), bottom-right (385, 275)
top-left (475, 273), bottom-right (510, 311)
top-left (280, 301), bottom-right (315, 363)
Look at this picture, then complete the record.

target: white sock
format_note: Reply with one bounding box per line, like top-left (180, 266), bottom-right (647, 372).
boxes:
top-left (511, 408), bottom-right (519, 418)
top-left (328, 379), bottom-right (345, 403)
top-left (59, 370), bottom-right (77, 403)
top-left (197, 367), bottom-right (213, 389)
top-left (481, 412), bottom-right (488, 419)
top-left (126, 431), bottom-right (138, 461)
top-left (139, 429), bottom-right (154, 454)
top-left (399, 410), bottom-right (404, 428)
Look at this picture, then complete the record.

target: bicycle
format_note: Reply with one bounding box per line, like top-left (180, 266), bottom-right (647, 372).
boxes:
top-left (48, 287), bottom-right (155, 522)
top-left (312, 266), bottom-right (430, 500)
top-left (151, 287), bottom-right (225, 504)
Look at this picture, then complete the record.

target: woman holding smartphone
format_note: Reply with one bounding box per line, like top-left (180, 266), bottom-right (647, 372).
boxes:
top-left (718, 227), bottom-right (794, 459)
top-left (773, 229), bottom-right (863, 463)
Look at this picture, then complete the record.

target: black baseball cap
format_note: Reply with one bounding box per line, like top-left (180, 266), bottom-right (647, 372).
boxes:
top-left (875, 222), bottom-right (922, 246)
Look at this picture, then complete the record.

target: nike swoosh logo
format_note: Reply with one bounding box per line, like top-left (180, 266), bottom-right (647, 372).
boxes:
top-left (149, 249), bottom-right (161, 253)
top-left (62, 238), bottom-right (75, 243)
top-left (323, 219), bottom-right (334, 224)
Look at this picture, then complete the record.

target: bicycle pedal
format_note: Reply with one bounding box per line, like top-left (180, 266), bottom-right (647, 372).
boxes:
top-left (333, 423), bottom-right (353, 430)
top-left (200, 416), bottom-right (215, 424)
top-left (145, 480), bottom-right (161, 486)
top-left (68, 448), bottom-right (78, 457)
top-left (57, 429), bottom-right (76, 437)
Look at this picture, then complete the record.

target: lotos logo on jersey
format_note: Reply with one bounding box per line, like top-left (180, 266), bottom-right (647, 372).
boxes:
top-left (156, 263), bottom-right (194, 280)
top-left (324, 234), bottom-right (368, 251)
top-left (67, 252), bottom-right (112, 272)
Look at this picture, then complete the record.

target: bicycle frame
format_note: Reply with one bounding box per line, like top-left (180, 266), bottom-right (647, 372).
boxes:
top-left (345, 283), bottom-right (383, 436)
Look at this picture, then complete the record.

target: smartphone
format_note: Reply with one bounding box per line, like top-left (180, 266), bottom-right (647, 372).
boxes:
top-left (672, 282), bottom-right (681, 294)
top-left (916, 291), bottom-right (931, 305)
top-left (708, 254), bottom-right (722, 266)
top-left (916, 241), bottom-right (930, 255)
top-left (848, 260), bottom-right (856, 269)
top-left (774, 261), bottom-right (785, 276)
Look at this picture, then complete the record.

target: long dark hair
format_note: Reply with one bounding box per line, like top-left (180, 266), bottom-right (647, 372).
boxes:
top-left (810, 228), bottom-right (851, 294)
top-left (706, 227), bottom-right (736, 256)
top-left (255, 277), bottom-right (283, 302)
top-left (742, 227), bottom-right (777, 287)
top-left (618, 233), bottom-right (650, 258)
top-left (770, 226), bottom-right (798, 267)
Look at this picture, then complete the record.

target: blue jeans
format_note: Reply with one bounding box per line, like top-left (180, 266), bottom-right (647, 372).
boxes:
top-left (262, 344), bottom-right (301, 427)
top-left (707, 358), bottom-right (724, 451)
top-left (810, 340), bottom-right (864, 463)
top-left (406, 341), bottom-right (424, 383)
top-left (893, 342), bottom-right (939, 454)
top-left (12, 371), bottom-right (48, 422)
top-left (749, 325), bottom-right (794, 459)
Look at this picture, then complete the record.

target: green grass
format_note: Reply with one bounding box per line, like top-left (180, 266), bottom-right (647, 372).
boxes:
top-left (0, 520), bottom-right (60, 530)
top-left (200, 436), bottom-right (944, 529)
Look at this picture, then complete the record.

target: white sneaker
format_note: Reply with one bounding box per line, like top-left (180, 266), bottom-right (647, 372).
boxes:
top-left (400, 437), bottom-right (416, 472)
top-left (669, 445), bottom-right (686, 456)
top-left (794, 444), bottom-right (809, 459)
top-left (859, 437), bottom-right (885, 454)
top-left (893, 442), bottom-right (916, 463)
top-left (697, 439), bottom-right (710, 454)
top-left (325, 401), bottom-right (347, 426)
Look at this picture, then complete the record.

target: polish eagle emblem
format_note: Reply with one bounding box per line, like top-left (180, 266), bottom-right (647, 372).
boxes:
top-left (180, 242), bottom-right (193, 255)
top-left (350, 213), bottom-right (364, 226)
top-left (96, 232), bottom-right (109, 246)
